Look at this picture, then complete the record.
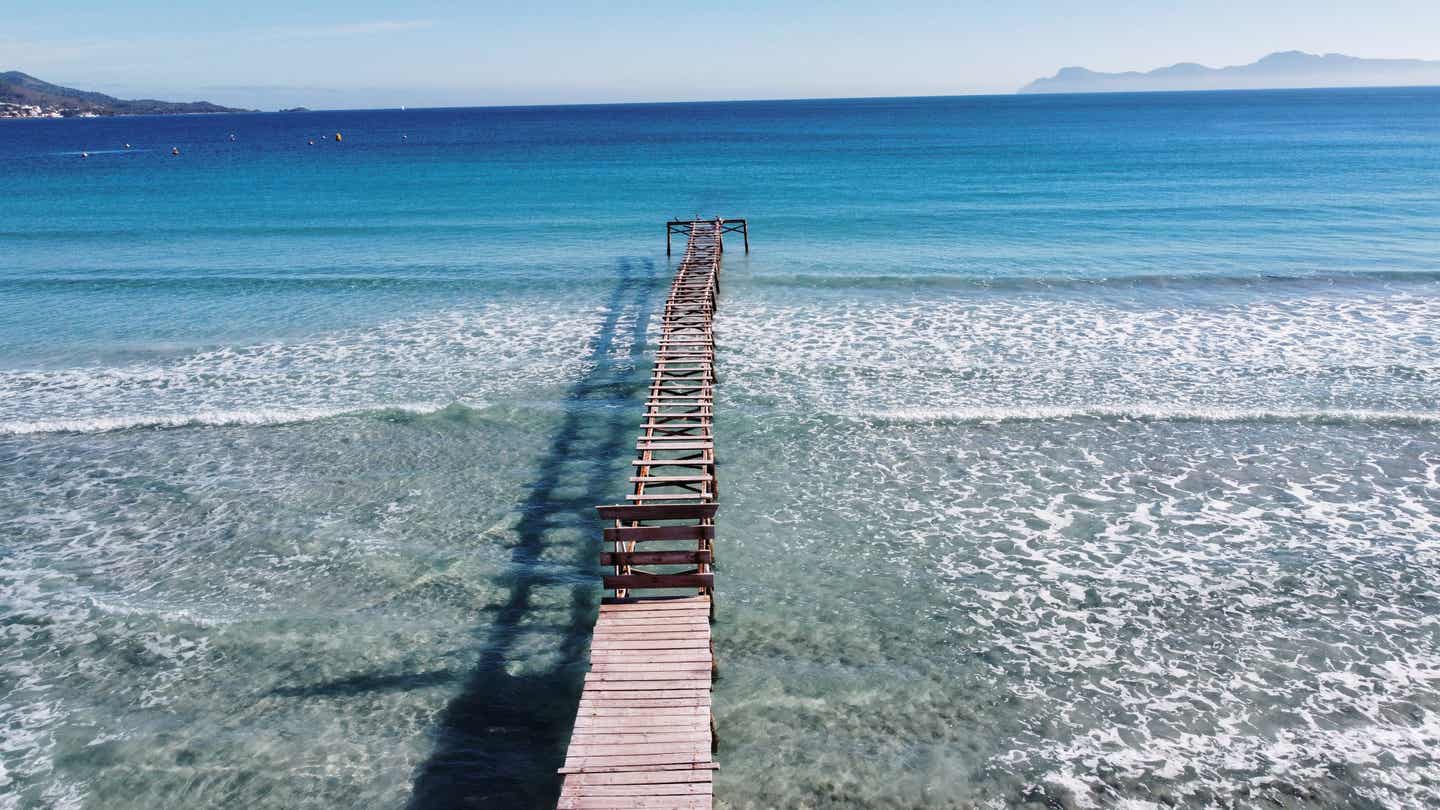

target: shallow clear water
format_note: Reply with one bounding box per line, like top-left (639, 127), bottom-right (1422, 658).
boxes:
top-left (2, 90), bottom-right (1439, 809)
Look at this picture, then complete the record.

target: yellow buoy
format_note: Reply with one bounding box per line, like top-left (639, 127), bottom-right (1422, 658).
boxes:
top-left (334, 132), bottom-right (342, 142)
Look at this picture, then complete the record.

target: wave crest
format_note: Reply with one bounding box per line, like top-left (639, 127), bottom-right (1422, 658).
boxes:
top-left (855, 405), bottom-right (1440, 426)
top-left (0, 402), bottom-right (485, 437)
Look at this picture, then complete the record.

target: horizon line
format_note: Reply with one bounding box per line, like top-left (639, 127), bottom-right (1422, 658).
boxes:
top-left (9, 83), bottom-right (1440, 119)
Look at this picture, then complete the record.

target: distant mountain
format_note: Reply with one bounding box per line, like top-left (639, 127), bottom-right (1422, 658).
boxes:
top-left (0, 71), bottom-right (249, 116)
top-left (1020, 51), bottom-right (1440, 94)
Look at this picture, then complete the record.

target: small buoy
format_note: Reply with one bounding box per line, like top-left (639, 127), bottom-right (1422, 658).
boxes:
top-left (308, 139), bottom-right (315, 145)
top-left (229, 133), bottom-right (237, 142)
top-left (124, 143), bottom-right (131, 149)
top-left (171, 147), bottom-right (180, 156)
top-left (81, 152), bottom-right (89, 159)
top-left (334, 132), bottom-right (342, 142)
top-left (402, 134), bottom-right (408, 141)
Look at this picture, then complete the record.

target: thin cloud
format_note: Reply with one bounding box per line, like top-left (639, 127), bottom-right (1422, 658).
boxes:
top-left (276, 20), bottom-right (436, 38)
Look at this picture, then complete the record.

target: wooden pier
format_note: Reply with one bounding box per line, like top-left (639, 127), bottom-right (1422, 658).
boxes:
top-left (557, 219), bottom-right (738, 809)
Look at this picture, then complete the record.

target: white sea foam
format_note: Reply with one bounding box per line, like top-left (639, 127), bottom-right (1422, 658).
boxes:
top-left (715, 381), bottom-right (1440, 806)
top-left (715, 288), bottom-right (1440, 418)
top-left (0, 401), bottom-right (478, 436)
top-left (853, 404), bottom-right (1440, 425)
top-left (0, 300), bottom-right (602, 437)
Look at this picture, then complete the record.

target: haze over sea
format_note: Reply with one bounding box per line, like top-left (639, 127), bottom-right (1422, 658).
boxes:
top-left (2, 89), bottom-right (1439, 809)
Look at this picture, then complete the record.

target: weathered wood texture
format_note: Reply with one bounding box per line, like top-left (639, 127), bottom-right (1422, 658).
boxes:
top-left (559, 219), bottom-right (735, 809)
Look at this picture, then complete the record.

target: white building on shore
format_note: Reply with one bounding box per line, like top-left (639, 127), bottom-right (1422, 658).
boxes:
top-left (0, 101), bottom-right (67, 118)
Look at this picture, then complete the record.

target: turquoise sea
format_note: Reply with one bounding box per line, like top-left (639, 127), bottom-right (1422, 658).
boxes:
top-left (2, 89), bottom-right (1439, 808)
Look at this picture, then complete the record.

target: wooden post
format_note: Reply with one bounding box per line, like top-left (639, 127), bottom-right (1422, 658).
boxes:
top-left (666, 225), bottom-right (672, 256)
top-left (742, 221), bottom-right (749, 253)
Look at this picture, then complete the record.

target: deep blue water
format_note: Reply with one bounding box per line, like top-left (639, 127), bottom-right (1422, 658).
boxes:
top-left (2, 90), bottom-right (1439, 808)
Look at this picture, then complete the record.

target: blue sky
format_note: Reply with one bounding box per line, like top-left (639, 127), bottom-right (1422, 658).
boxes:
top-left (5, 1), bottom-right (1440, 108)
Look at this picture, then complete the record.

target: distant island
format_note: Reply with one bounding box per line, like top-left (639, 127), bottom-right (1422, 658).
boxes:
top-left (1021, 51), bottom-right (1440, 94)
top-left (0, 71), bottom-right (250, 118)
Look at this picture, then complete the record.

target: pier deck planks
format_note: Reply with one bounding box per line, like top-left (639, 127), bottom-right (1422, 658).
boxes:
top-left (558, 219), bottom-right (737, 810)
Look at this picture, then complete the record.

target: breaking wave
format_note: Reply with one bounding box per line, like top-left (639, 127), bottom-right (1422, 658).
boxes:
top-left (855, 405), bottom-right (1440, 426)
top-left (0, 402), bottom-right (485, 436)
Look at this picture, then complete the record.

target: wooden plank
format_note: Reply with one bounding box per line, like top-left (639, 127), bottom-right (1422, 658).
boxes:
top-left (562, 775), bottom-right (712, 789)
top-left (576, 699), bottom-right (712, 709)
top-left (562, 783), bottom-right (711, 797)
top-left (561, 786), bottom-right (711, 800)
top-left (596, 504), bottom-right (717, 521)
top-left (570, 730), bottom-right (711, 742)
top-left (581, 680), bottom-right (707, 693)
top-left (565, 741), bottom-right (710, 757)
top-left (591, 624), bottom-right (711, 635)
top-left (569, 731), bottom-right (709, 745)
top-left (572, 716), bottom-right (710, 729)
top-left (592, 624), bottom-right (710, 634)
top-left (590, 640), bottom-right (711, 653)
top-left (562, 755), bottom-right (713, 772)
top-left (598, 600), bottom-right (710, 612)
top-left (587, 628), bottom-right (711, 639)
top-left (577, 686), bottom-right (711, 699)
top-left (574, 698), bottom-right (710, 711)
top-left (601, 570), bottom-right (708, 590)
top-left (596, 610), bottom-right (710, 620)
top-left (558, 790), bottom-right (711, 807)
top-left (575, 697), bottom-right (711, 708)
top-left (593, 616), bottom-right (712, 627)
top-left (576, 697), bottom-right (711, 708)
top-left (597, 596), bottom-right (710, 610)
top-left (595, 611), bottom-right (711, 623)
top-left (601, 550), bottom-right (712, 566)
top-left (558, 760), bottom-right (718, 774)
top-left (578, 677), bottom-right (710, 690)
top-left (572, 720), bottom-right (709, 733)
top-left (557, 797), bottom-right (710, 809)
top-left (590, 634), bottom-right (710, 646)
top-left (588, 650), bottom-right (712, 662)
top-left (571, 716), bottom-right (710, 728)
top-left (604, 573), bottom-right (713, 590)
top-left (563, 770), bottom-right (712, 787)
top-left (581, 674), bottom-right (712, 687)
top-left (602, 525), bottom-right (713, 542)
top-left (562, 754), bottom-right (712, 771)
top-left (591, 623), bottom-right (712, 635)
top-left (587, 648), bottom-right (711, 660)
top-left (586, 665), bottom-right (712, 679)
top-left (587, 669), bottom-right (711, 680)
